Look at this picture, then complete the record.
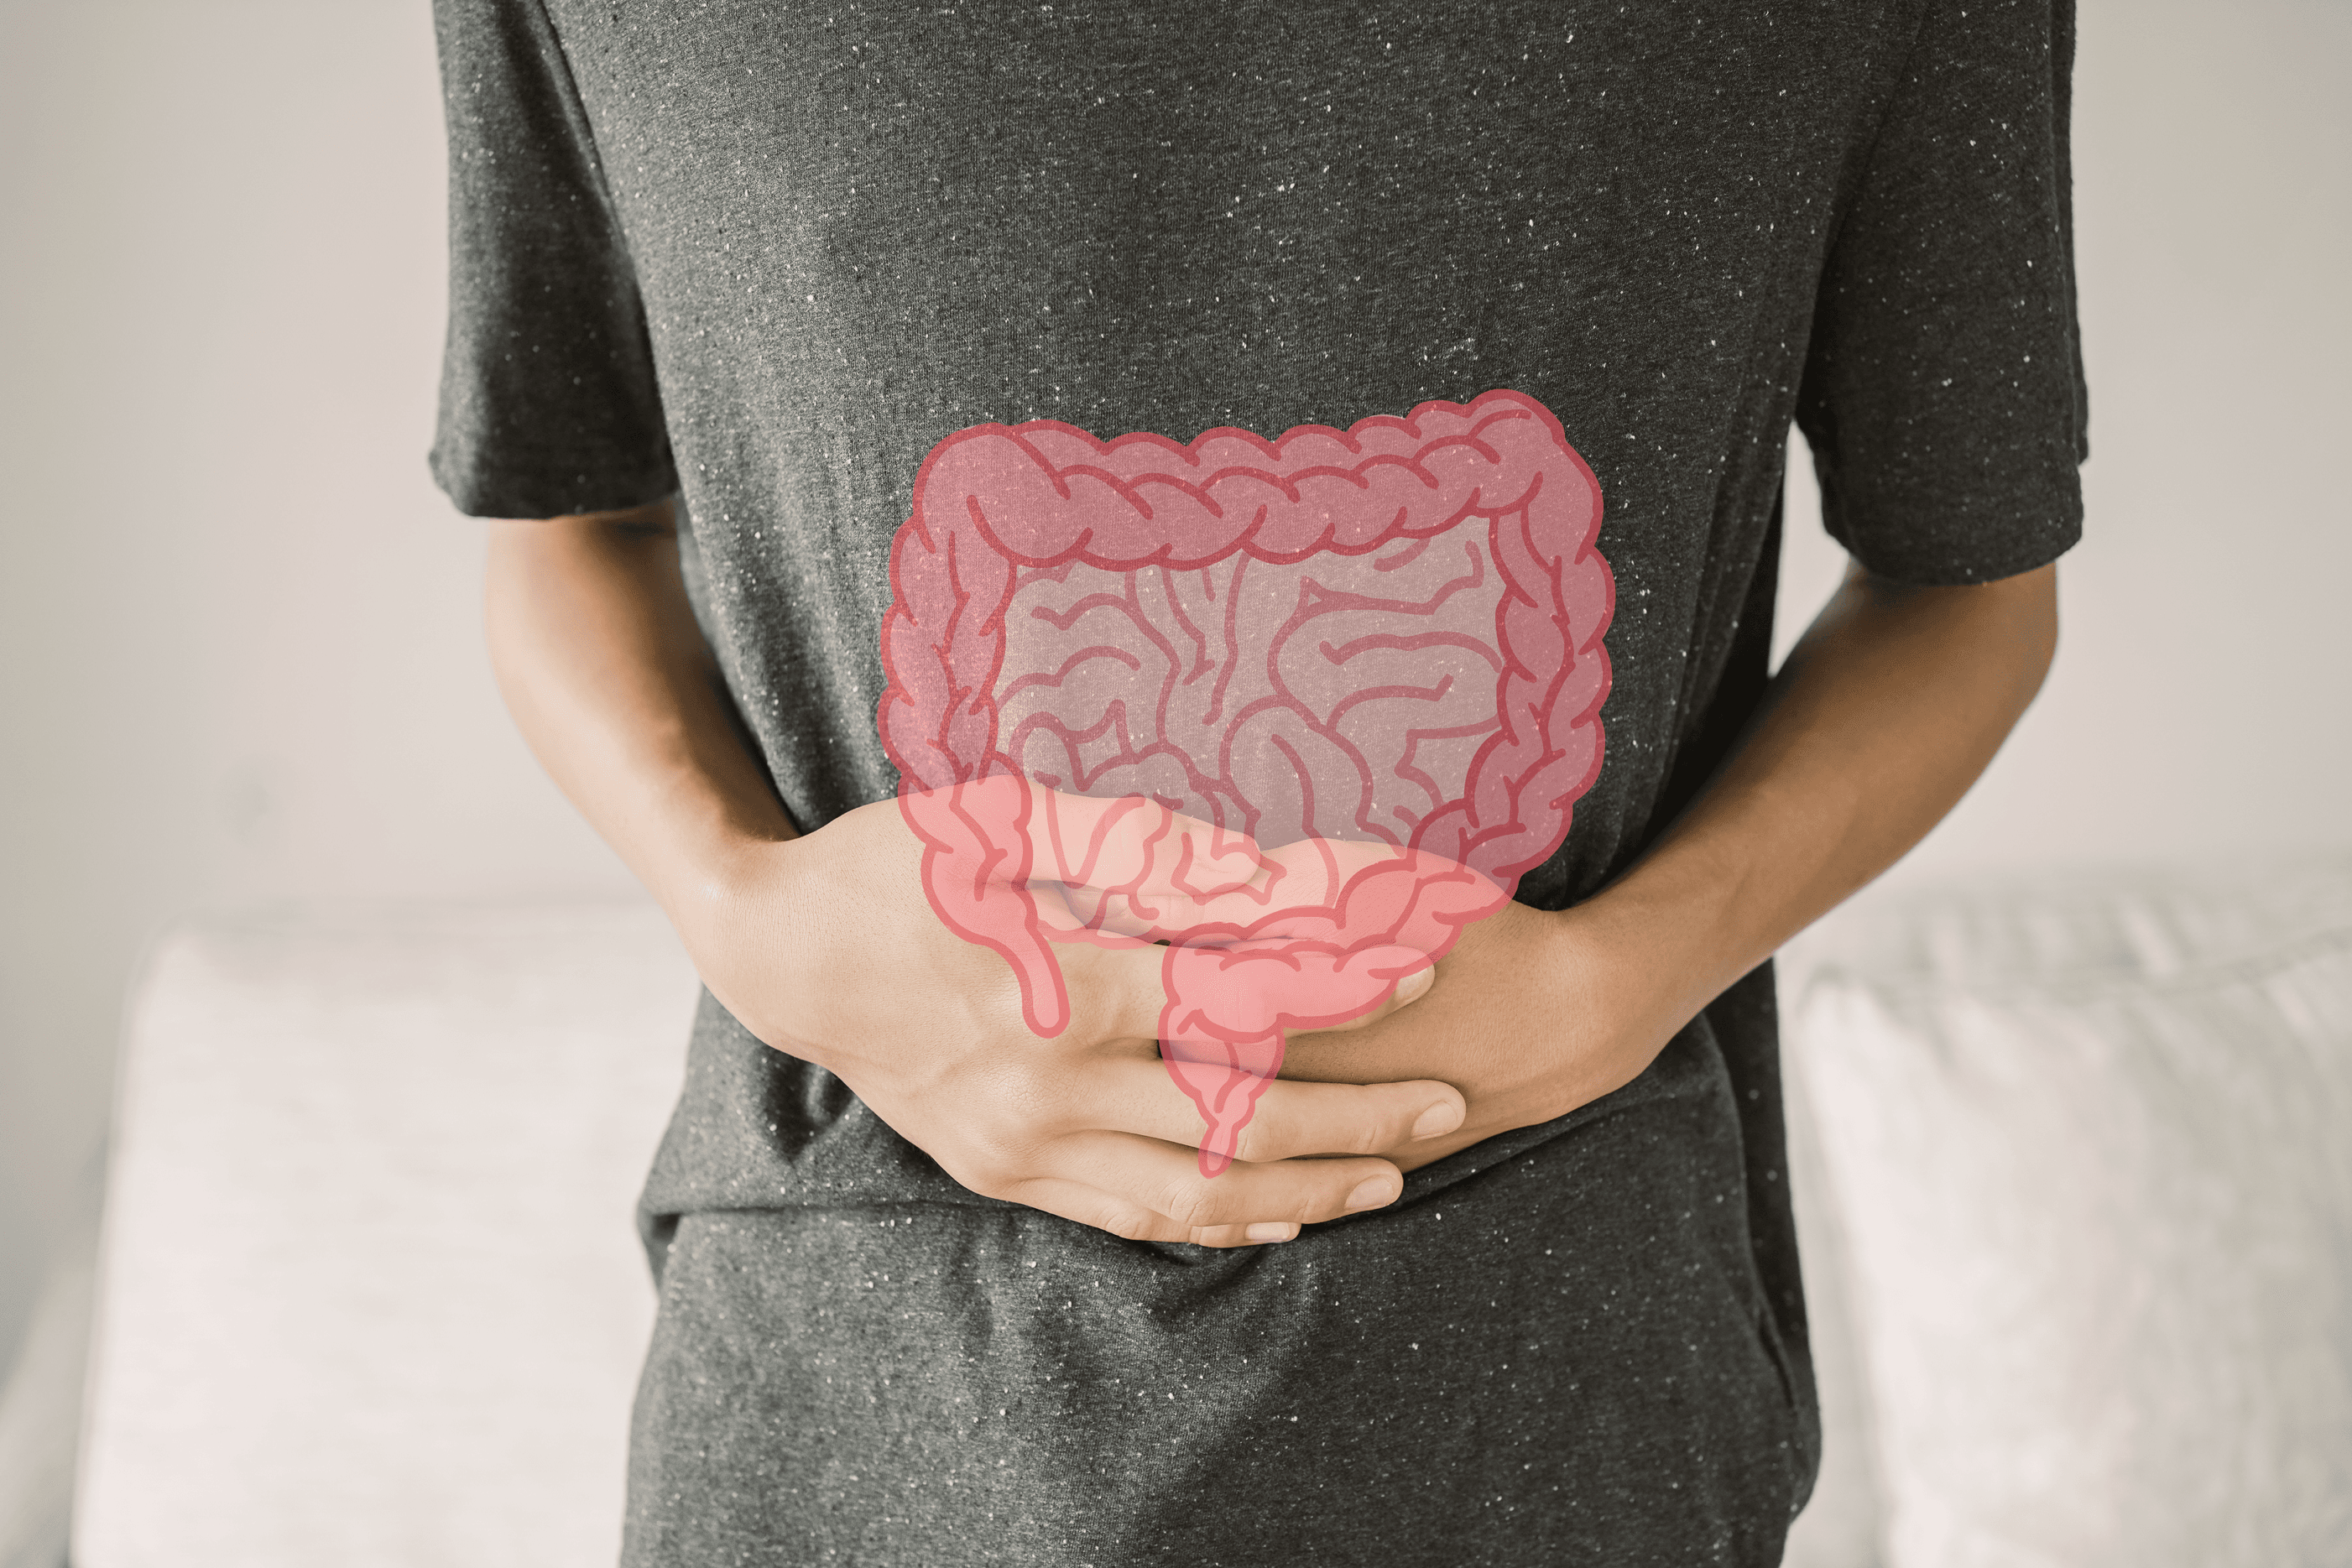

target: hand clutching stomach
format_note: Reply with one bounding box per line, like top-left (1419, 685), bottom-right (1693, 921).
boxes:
top-left (853, 392), bottom-right (1624, 1223)
top-left (1023, 792), bottom-right (1651, 1183)
top-left (674, 784), bottom-right (1473, 1249)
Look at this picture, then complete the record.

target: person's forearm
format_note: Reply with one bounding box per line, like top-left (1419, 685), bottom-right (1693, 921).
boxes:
top-left (1583, 560), bottom-right (2059, 1033)
top-left (482, 498), bottom-right (797, 921)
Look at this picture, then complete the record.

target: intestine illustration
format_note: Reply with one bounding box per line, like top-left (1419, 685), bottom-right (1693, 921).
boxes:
top-left (878, 389), bottom-right (1614, 1175)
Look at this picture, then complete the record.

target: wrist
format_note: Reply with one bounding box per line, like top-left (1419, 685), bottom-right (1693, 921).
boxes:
top-left (1565, 861), bottom-right (1742, 1050)
top-left (647, 800), bottom-right (799, 942)
top-left (1484, 900), bottom-right (1674, 1128)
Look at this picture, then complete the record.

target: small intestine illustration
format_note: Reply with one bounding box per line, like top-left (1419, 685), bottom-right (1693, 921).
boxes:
top-left (878, 389), bottom-right (1614, 1175)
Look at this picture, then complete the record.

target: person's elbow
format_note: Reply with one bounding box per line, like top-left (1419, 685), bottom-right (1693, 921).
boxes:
top-left (1973, 560), bottom-right (2061, 711)
top-left (1854, 556), bottom-right (2060, 713)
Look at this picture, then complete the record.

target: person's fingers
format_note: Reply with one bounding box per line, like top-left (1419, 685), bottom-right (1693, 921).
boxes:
top-left (1047, 834), bottom-right (1411, 940)
top-left (1025, 879), bottom-right (1163, 948)
top-left (1189, 1220), bottom-right (1304, 1248)
top-left (993, 1176), bottom-right (1304, 1249)
top-left (1038, 1129), bottom-right (1405, 1231)
top-left (1088, 1055), bottom-right (1466, 1160)
top-left (1161, 940), bottom-right (1436, 1040)
top-left (1060, 937), bottom-right (1188, 1044)
top-left (1063, 932), bottom-right (1441, 1051)
top-left (1036, 878), bottom-right (1194, 940)
top-left (1285, 955), bottom-right (1437, 1032)
top-left (1025, 786), bottom-right (1266, 900)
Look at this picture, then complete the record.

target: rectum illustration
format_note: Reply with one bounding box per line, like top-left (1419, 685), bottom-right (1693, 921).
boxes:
top-left (879, 389), bottom-right (1614, 1176)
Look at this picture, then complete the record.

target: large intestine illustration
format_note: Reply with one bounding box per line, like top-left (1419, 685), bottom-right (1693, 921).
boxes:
top-left (878, 389), bottom-right (1614, 1175)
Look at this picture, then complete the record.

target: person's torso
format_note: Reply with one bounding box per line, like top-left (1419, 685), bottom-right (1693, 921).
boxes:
top-left (547, 0), bottom-right (1919, 899)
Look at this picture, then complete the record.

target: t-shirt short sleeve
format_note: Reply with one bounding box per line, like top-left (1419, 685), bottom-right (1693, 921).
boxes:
top-left (428, 0), bottom-right (677, 519)
top-left (1795, 0), bottom-right (2089, 586)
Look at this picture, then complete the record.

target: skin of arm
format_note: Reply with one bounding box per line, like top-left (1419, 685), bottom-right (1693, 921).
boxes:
top-left (481, 503), bottom-right (801, 905)
top-left (1282, 555), bottom-right (2063, 1171)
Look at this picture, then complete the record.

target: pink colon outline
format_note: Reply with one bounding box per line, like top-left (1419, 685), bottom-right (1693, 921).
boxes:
top-left (877, 388), bottom-right (1615, 1175)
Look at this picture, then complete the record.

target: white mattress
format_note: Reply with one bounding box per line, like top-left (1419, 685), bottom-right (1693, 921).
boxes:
top-left (1782, 858), bottom-right (2352, 1568)
top-left (75, 902), bottom-right (698, 1568)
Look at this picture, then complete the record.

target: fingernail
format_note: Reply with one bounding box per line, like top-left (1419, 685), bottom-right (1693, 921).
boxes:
top-left (1244, 1222), bottom-right (1300, 1243)
top-left (1345, 1175), bottom-right (1400, 1212)
top-left (1411, 1099), bottom-right (1463, 1140)
top-left (1395, 966), bottom-right (1435, 1003)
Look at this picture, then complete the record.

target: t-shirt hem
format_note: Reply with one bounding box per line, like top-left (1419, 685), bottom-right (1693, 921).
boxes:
top-left (1826, 513), bottom-right (2083, 589)
top-left (428, 447), bottom-right (681, 521)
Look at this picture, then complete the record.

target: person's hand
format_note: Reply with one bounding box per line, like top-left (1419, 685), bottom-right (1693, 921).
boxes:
top-left (1034, 829), bottom-right (1515, 1173)
top-left (670, 795), bottom-right (1471, 1247)
top-left (1277, 895), bottom-right (1672, 1174)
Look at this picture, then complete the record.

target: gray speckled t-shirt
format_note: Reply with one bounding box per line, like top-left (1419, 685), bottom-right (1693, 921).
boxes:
top-left (429, 2), bottom-right (2083, 1562)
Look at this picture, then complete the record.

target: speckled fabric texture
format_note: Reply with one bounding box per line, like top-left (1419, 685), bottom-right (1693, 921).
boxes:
top-left (428, 1), bottom-right (2085, 1561)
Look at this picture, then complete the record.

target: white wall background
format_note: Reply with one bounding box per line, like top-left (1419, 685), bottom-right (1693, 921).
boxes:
top-left (1, 0), bottom-right (2346, 1381)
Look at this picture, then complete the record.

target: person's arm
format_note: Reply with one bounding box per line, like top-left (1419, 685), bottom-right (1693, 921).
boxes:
top-left (1600, 558), bottom-right (2057, 1051)
top-left (1279, 557), bottom-right (2059, 1164)
top-left (483, 500), bottom-right (799, 909)
top-left (1284, 0), bottom-right (2088, 1149)
top-left (482, 497), bottom-right (1468, 1244)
